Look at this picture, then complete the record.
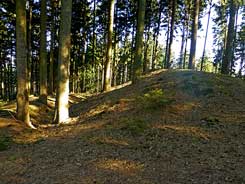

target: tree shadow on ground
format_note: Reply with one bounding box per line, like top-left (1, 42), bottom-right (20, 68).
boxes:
top-left (1, 70), bottom-right (245, 184)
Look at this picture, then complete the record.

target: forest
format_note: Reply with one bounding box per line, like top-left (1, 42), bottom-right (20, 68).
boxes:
top-left (0, 0), bottom-right (245, 183)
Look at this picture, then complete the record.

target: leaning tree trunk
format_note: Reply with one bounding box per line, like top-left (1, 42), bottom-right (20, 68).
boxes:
top-left (103, 0), bottom-right (115, 91)
top-left (188, 0), bottom-right (200, 69)
top-left (221, 0), bottom-right (237, 74)
top-left (54, 0), bottom-right (72, 124)
top-left (132, 0), bottom-right (146, 83)
top-left (16, 0), bottom-right (33, 128)
top-left (201, 0), bottom-right (212, 71)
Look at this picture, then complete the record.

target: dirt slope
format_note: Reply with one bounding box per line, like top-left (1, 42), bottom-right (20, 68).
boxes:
top-left (0, 70), bottom-right (245, 184)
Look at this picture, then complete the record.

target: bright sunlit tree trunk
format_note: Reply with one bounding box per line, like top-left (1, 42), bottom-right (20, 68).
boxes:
top-left (16, 0), bottom-right (35, 128)
top-left (54, 0), bottom-right (72, 123)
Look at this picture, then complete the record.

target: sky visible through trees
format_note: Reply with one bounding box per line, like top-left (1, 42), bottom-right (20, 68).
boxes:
top-left (0, 1), bottom-right (245, 182)
top-left (39, 0), bottom-right (243, 70)
top-left (160, 0), bottom-right (243, 71)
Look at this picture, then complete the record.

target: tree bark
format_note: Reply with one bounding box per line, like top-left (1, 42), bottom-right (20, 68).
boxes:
top-left (188, 0), bottom-right (200, 69)
top-left (40, 0), bottom-right (47, 104)
top-left (201, 0), bottom-right (212, 71)
top-left (179, 0), bottom-right (190, 69)
top-left (229, 6), bottom-right (239, 73)
top-left (143, 26), bottom-right (150, 73)
top-left (132, 0), bottom-right (146, 83)
top-left (221, 0), bottom-right (237, 74)
top-left (183, 1), bottom-right (191, 69)
top-left (16, 0), bottom-right (31, 126)
top-left (166, 0), bottom-right (177, 69)
top-left (54, 0), bottom-right (72, 123)
top-left (103, 0), bottom-right (115, 91)
top-left (164, 9), bottom-right (171, 69)
top-left (27, 0), bottom-right (32, 94)
top-left (152, 2), bottom-right (162, 70)
top-left (48, 0), bottom-right (55, 95)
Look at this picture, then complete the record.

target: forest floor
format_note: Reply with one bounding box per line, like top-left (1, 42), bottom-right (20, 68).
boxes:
top-left (0, 70), bottom-right (245, 184)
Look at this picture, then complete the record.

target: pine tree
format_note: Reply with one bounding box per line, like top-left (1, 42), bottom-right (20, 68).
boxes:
top-left (188, 0), bottom-right (200, 69)
top-left (221, 0), bottom-right (237, 74)
top-left (103, 0), bottom-right (115, 91)
top-left (16, 0), bottom-right (35, 128)
top-left (54, 0), bottom-right (72, 123)
top-left (166, 0), bottom-right (177, 69)
top-left (132, 0), bottom-right (146, 83)
top-left (40, 0), bottom-right (48, 104)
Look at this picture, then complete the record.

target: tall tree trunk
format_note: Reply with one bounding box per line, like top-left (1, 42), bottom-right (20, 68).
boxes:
top-left (183, 1), bottom-right (191, 69)
top-left (81, 32), bottom-right (86, 92)
top-left (27, 0), bottom-right (32, 94)
top-left (92, 0), bottom-right (96, 65)
top-left (103, 0), bottom-right (115, 91)
top-left (179, 23), bottom-right (185, 69)
top-left (112, 42), bottom-right (118, 87)
top-left (188, 0), bottom-right (200, 69)
top-left (143, 26), bottom-right (150, 73)
top-left (230, 6), bottom-right (239, 73)
top-left (164, 10), bottom-right (171, 69)
top-left (201, 0), bottom-right (212, 71)
top-left (132, 0), bottom-right (146, 83)
top-left (48, 0), bottom-right (55, 95)
top-left (152, 2), bottom-right (162, 70)
top-left (238, 42), bottom-right (244, 77)
top-left (130, 23), bottom-right (136, 80)
top-left (10, 37), bottom-right (14, 99)
top-left (0, 50), bottom-right (2, 99)
top-left (40, 0), bottom-right (47, 104)
top-left (166, 0), bottom-right (177, 69)
top-left (54, 0), bottom-right (72, 123)
top-left (16, 0), bottom-right (33, 128)
top-left (112, 6), bottom-right (118, 87)
top-left (179, 0), bottom-right (190, 69)
top-left (221, 0), bottom-right (237, 74)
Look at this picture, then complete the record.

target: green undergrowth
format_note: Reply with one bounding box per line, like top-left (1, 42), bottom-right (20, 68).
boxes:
top-left (137, 89), bottom-right (174, 111)
top-left (0, 135), bottom-right (12, 151)
top-left (119, 117), bottom-right (149, 135)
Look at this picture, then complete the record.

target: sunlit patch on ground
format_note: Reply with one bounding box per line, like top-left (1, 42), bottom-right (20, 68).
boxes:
top-left (1, 70), bottom-right (245, 184)
top-left (77, 121), bottom-right (107, 131)
top-left (171, 102), bottom-right (200, 112)
top-left (95, 158), bottom-right (144, 175)
top-left (153, 123), bottom-right (212, 140)
top-left (90, 136), bottom-right (130, 146)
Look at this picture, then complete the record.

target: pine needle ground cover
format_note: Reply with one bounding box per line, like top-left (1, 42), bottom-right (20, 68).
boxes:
top-left (0, 70), bottom-right (245, 184)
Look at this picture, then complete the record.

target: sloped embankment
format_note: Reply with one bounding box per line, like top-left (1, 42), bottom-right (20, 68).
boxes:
top-left (0, 70), bottom-right (245, 184)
